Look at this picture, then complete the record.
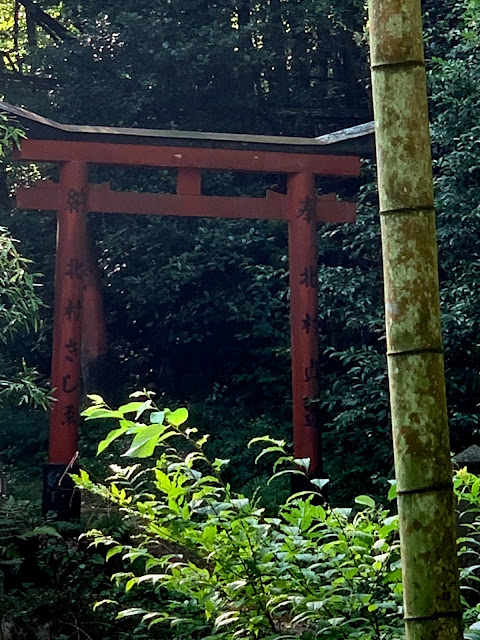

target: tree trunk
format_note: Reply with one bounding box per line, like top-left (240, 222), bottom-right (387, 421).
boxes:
top-left (368, 1), bottom-right (463, 639)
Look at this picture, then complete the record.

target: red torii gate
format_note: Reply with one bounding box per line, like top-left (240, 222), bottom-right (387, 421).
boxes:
top-left (2, 102), bottom-right (373, 517)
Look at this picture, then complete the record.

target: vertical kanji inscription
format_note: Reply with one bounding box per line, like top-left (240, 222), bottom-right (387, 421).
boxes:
top-left (288, 172), bottom-right (321, 476)
top-left (49, 161), bottom-right (87, 465)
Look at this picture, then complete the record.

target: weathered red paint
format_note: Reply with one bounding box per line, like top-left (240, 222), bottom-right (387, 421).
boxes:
top-left (49, 161), bottom-right (87, 464)
top-left (15, 139), bottom-right (361, 175)
top-left (177, 168), bottom-right (202, 195)
top-left (17, 182), bottom-right (356, 223)
top-left (287, 173), bottom-right (321, 475)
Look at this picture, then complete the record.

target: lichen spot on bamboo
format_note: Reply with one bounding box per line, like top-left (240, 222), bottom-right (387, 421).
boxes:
top-left (386, 15), bottom-right (406, 39)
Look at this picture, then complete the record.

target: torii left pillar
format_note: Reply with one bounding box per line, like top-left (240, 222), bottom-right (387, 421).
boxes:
top-left (43, 161), bottom-right (86, 519)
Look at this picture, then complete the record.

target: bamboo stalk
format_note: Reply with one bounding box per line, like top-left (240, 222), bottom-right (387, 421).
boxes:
top-left (368, 1), bottom-right (463, 638)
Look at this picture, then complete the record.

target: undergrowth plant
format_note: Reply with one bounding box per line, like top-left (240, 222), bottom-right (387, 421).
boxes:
top-left (0, 108), bottom-right (49, 411)
top-left (75, 393), bottom-right (480, 639)
top-left (75, 392), bottom-right (404, 640)
top-left (454, 468), bottom-right (480, 640)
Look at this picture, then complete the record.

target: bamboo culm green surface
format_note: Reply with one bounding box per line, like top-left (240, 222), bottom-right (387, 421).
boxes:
top-left (368, 1), bottom-right (463, 638)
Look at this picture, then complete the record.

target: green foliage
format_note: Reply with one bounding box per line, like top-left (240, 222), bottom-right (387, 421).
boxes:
top-left (76, 393), bottom-right (405, 639)
top-left (0, 498), bottom-right (103, 638)
top-left (454, 468), bottom-right (480, 639)
top-left (0, 109), bottom-right (25, 156)
top-left (76, 395), bottom-right (480, 639)
top-left (0, 219), bottom-right (48, 410)
top-left (0, 495), bottom-right (170, 639)
top-left (0, 226), bottom-right (41, 341)
top-left (427, 1), bottom-right (480, 446)
top-left (0, 111), bottom-right (48, 409)
top-left (20, 0), bottom-right (369, 135)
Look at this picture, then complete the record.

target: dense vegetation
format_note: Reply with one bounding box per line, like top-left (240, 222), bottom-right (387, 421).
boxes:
top-left (1, 392), bottom-right (480, 639)
top-left (0, 0), bottom-right (480, 637)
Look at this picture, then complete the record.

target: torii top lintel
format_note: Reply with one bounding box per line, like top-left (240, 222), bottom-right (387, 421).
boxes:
top-left (1, 101), bottom-right (374, 175)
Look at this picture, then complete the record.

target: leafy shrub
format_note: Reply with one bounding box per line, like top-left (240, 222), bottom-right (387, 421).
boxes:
top-left (454, 468), bottom-right (480, 639)
top-left (76, 394), bottom-right (480, 640)
top-left (0, 496), bottom-right (162, 639)
top-left (0, 110), bottom-right (49, 411)
top-left (76, 393), bottom-right (405, 639)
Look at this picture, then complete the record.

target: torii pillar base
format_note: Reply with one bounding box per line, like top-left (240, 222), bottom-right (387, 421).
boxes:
top-left (42, 463), bottom-right (81, 520)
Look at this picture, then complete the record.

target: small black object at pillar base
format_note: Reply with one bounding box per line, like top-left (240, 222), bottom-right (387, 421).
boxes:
top-left (42, 463), bottom-right (81, 520)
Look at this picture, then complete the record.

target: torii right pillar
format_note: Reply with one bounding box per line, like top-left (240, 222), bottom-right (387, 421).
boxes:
top-left (288, 172), bottom-right (321, 476)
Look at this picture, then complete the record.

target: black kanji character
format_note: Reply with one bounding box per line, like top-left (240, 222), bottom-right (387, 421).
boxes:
top-left (303, 399), bottom-right (319, 428)
top-left (304, 411), bottom-right (318, 428)
top-left (299, 267), bottom-right (317, 288)
top-left (65, 188), bottom-right (86, 214)
top-left (304, 359), bottom-right (318, 383)
top-left (64, 259), bottom-right (84, 280)
top-left (297, 196), bottom-right (316, 223)
top-left (64, 338), bottom-right (78, 363)
top-left (301, 312), bottom-right (318, 334)
top-left (64, 299), bottom-right (82, 321)
top-left (62, 374), bottom-right (79, 394)
top-left (61, 404), bottom-right (77, 426)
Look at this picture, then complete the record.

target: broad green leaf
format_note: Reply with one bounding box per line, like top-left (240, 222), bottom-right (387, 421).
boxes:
top-left (267, 468), bottom-right (304, 485)
top-left (87, 394), bottom-right (104, 404)
top-left (214, 611), bottom-right (240, 628)
top-left (117, 401), bottom-right (146, 414)
top-left (166, 407), bottom-right (188, 426)
top-left (248, 435), bottom-right (286, 448)
top-left (97, 425), bottom-right (131, 455)
top-left (135, 399), bottom-right (152, 419)
top-left (310, 478), bottom-right (329, 491)
top-left (125, 578), bottom-right (138, 592)
top-left (83, 407), bottom-right (124, 420)
top-left (388, 480), bottom-right (397, 501)
top-left (294, 457), bottom-right (310, 471)
top-left (355, 495), bottom-right (376, 509)
top-left (122, 424), bottom-right (166, 458)
top-left (226, 579), bottom-right (247, 591)
top-left (285, 489), bottom-right (317, 503)
top-left (255, 445), bottom-right (285, 464)
top-left (93, 600), bottom-right (117, 611)
top-left (116, 608), bottom-right (145, 619)
top-left (106, 546), bottom-right (123, 561)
